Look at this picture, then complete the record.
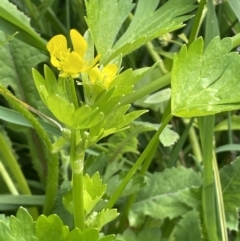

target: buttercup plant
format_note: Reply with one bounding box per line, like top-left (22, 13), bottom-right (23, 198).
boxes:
top-left (3, 0), bottom-right (240, 240)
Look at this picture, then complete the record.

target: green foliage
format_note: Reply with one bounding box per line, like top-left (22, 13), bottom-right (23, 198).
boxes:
top-left (117, 227), bottom-right (161, 241)
top-left (220, 156), bottom-right (240, 231)
top-left (171, 36), bottom-right (240, 117)
top-left (0, 0), bottom-right (46, 50)
top-left (2, 0), bottom-right (240, 240)
top-left (86, 0), bottom-right (196, 63)
top-left (172, 210), bottom-right (203, 241)
top-left (129, 167), bottom-right (202, 226)
top-left (0, 207), bottom-right (36, 241)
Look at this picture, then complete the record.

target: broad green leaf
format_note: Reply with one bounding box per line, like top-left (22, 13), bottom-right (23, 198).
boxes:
top-left (0, 0), bottom-right (46, 51)
top-left (171, 36), bottom-right (240, 117)
top-left (220, 156), bottom-right (240, 230)
top-left (102, 0), bottom-right (196, 63)
top-left (36, 214), bottom-right (69, 241)
top-left (0, 31), bottom-right (47, 112)
top-left (10, 207), bottom-right (37, 241)
top-left (85, 0), bottom-right (134, 59)
top-left (173, 210), bottom-right (203, 241)
top-left (129, 167), bottom-right (202, 226)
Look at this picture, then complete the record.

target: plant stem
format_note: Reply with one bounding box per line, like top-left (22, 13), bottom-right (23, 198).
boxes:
top-left (188, 123), bottom-right (202, 163)
top-left (0, 85), bottom-right (59, 216)
top-left (198, 115), bottom-right (219, 241)
top-left (106, 114), bottom-right (173, 209)
top-left (0, 160), bottom-right (19, 195)
top-left (212, 151), bottom-right (228, 241)
top-left (70, 129), bottom-right (85, 230)
top-left (231, 32), bottom-right (240, 49)
top-left (145, 41), bottom-right (168, 74)
top-left (69, 78), bottom-right (85, 230)
top-left (120, 73), bottom-right (171, 105)
top-left (188, 0), bottom-right (206, 45)
top-left (168, 118), bottom-right (194, 167)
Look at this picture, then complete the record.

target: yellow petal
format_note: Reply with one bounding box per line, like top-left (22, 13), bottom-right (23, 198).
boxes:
top-left (47, 35), bottom-right (67, 60)
top-left (50, 55), bottom-right (61, 68)
top-left (102, 64), bottom-right (118, 87)
top-left (70, 29), bottom-right (87, 57)
top-left (89, 67), bottom-right (102, 84)
top-left (61, 52), bottom-right (84, 77)
top-left (102, 64), bottom-right (118, 78)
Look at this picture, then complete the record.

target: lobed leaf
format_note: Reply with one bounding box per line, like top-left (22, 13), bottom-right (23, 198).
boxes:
top-left (129, 167), bottom-right (202, 226)
top-left (102, 0), bottom-right (196, 63)
top-left (10, 207), bottom-right (37, 241)
top-left (171, 36), bottom-right (240, 117)
top-left (85, 0), bottom-right (134, 59)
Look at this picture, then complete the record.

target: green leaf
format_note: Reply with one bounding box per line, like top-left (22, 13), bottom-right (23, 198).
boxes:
top-left (129, 167), bottom-right (202, 226)
top-left (215, 144), bottom-right (240, 154)
top-left (0, 195), bottom-right (45, 210)
top-left (46, 94), bottom-right (75, 126)
top-left (171, 36), bottom-right (240, 117)
top-left (86, 209), bottom-right (119, 230)
top-left (36, 214), bottom-right (69, 241)
top-left (173, 210), bottom-right (203, 241)
top-left (98, 235), bottom-right (116, 241)
top-left (83, 172), bottom-right (107, 215)
top-left (0, 106), bottom-right (61, 136)
top-left (0, 0), bottom-right (46, 51)
top-left (85, 0), bottom-right (134, 60)
top-left (66, 228), bottom-right (99, 241)
top-left (118, 228), bottom-right (161, 241)
top-left (220, 156), bottom-right (240, 231)
top-left (102, 0), bottom-right (196, 63)
top-left (134, 121), bottom-right (179, 147)
top-left (228, 0), bottom-right (240, 23)
top-left (81, 229), bottom-right (99, 241)
top-left (214, 115), bottom-right (240, 131)
top-left (63, 172), bottom-right (106, 215)
top-left (144, 88), bottom-right (171, 104)
top-left (10, 207), bottom-right (37, 241)
top-left (0, 221), bottom-right (14, 241)
top-left (106, 173), bottom-right (145, 198)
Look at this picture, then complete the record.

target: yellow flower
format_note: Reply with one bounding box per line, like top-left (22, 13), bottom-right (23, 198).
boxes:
top-left (47, 29), bottom-right (100, 78)
top-left (89, 64), bottom-right (118, 88)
